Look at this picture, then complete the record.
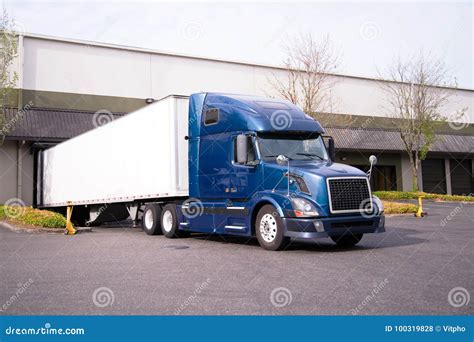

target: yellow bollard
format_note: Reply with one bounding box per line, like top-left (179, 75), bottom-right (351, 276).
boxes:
top-left (65, 203), bottom-right (77, 235)
top-left (415, 195), bottom-right (426, 217)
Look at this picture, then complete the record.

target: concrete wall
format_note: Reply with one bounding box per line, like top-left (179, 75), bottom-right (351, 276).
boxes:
top-left (0, 141), bottom-right (34, 206)
top-left (400, 154), bottom-right (415, 191)
top-left (21, 35), bottom-right (474, 122)
top-left (0, 141), bottom-right (17, 204)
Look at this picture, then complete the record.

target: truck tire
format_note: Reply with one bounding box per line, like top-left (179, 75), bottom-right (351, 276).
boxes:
top-left (142, 203), bottom-right (162, 235)
top-left (161, 204), bottom-right (188, 238)
top-left (330, 234), bottom-right (363, 247)
top-left (255, 204), bottom-right (290, 251)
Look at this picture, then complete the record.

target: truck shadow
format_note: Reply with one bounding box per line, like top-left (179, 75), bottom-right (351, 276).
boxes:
top-left (288, 227), bottom-right (427, 252)
top-left (189, 226), bottom-right (427, 252)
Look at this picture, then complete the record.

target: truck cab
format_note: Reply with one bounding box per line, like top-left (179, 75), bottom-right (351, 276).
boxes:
top-left (148, 92), bottom-right (385, 250)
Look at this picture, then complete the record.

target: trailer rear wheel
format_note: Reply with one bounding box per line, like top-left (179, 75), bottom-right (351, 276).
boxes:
top-left (330, 234), bottom-right (363, 247)
top-left (142, 203), bottom-right (162, 235)
top-left (161, 204), bottom-right (187, 238)
top-left (255, 204), bottom-right (290, 251)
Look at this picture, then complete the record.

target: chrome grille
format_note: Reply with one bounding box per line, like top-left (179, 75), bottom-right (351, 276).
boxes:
top-left (327, 178), bottom-right (371, 213)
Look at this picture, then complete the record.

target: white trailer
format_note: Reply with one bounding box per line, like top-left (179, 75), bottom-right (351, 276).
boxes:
top-left (38, 95), bottom-right (189, 224)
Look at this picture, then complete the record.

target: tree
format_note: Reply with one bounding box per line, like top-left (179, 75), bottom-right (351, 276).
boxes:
top-left (268, 33), bottom-right (340, 115)
top-left (0, 7), bottom-right (19, 145)
top-left (380, 53), bottom-right (467, 191)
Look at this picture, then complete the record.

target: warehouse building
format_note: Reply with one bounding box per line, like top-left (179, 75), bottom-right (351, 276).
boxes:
top-left (1, 33), bottom-right (473, 206)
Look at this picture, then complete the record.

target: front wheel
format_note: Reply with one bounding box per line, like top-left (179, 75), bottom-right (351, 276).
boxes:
top-left (330, 234), bottom-right (363, 247)
top-left (255, 205), bottom-right (290, 251)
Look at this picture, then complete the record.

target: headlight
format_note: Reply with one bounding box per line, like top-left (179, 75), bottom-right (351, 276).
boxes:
top-left (290, 197), bottom-right (319, 217)
top-left (373, 195), bottom-right (384, 214)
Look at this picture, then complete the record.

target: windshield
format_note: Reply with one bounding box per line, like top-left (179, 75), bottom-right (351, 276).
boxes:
top-left (257, 133), bottom-right (329, 161)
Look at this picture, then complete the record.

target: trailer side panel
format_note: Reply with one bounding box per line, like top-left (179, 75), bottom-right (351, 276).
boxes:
top-left (41, 96), bottom-right (189, 207)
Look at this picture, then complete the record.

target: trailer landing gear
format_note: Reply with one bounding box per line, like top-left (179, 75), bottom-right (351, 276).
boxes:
top-left (126, 204), bottom-right (140, 227)
top-left (64, 204), bottom-right (77, 235)
top-left (415, 195), bottom-right (426, 217)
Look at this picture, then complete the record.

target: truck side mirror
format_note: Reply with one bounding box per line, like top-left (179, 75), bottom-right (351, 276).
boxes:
top-left (236, 134), bottom-right (248, 164)
top-left (236, 134), bottom-right (256, 165)
top-left (276, 155), bottom-right (289, 166)
top-left (328, 137), bottom-right (336, 161)
top-left (369, 155), bottom-right (377, 166)
top-left (367, 155), bottom-right (378, 181)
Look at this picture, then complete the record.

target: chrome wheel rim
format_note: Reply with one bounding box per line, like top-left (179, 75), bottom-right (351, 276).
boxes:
top-left (162, 210), bottom-right (173, 232)
top-left (259, 213), bottom-right (277, 243)
top-left (144, 209), bottom-right (154, 229)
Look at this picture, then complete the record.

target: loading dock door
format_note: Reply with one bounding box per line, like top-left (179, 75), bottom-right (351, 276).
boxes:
top-left (351, 165), bottom-right (397, 191)
top-left (422, 159), bottom-right (446, 194)
top-left (450, 159), bottom-right (473, 195)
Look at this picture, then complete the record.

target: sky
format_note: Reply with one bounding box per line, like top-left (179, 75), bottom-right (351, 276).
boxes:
top-left (6, 0), bottom-right (474, 89)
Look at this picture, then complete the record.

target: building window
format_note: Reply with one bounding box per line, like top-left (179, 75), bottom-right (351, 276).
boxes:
top-left (204, 108), bottom-right (219, 125)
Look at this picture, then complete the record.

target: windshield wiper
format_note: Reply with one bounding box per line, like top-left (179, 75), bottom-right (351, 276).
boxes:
top-left (295, 153), bottom-right (324, 161)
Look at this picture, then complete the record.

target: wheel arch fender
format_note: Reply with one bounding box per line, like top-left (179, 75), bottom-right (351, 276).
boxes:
top-left (250, 195), bottom-right (286, 235)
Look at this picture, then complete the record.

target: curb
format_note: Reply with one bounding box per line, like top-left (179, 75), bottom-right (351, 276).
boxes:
top-left (0, 220), bottom-right (92, 234)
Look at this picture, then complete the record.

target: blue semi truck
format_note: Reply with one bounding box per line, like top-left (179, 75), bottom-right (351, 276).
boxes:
top-left (148, 93), bottom-right (385, 250)
top-left (39, 92), bottom-right (385, 250)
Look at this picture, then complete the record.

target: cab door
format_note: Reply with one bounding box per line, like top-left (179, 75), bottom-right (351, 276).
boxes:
top-left (228, 133), bottom-right (263, 200)
top-left (211, 133), bottom-right (262, 234)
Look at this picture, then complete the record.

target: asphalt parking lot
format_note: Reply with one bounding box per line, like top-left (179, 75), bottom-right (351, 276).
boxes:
top-left (0, 201), bottom-right (472, 315)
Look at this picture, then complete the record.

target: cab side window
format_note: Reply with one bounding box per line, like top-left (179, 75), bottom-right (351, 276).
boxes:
top-left (204, 108), bottom-right (219, 125)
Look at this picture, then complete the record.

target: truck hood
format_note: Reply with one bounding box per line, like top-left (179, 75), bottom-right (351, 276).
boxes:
top-left (287, 160), bottom-right (366, 178)
top-left (264, 159), bottom-right (366, 179)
